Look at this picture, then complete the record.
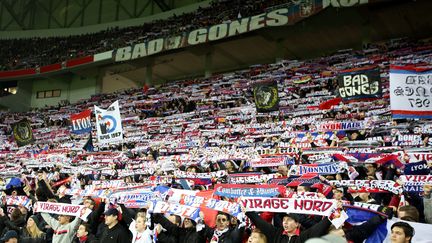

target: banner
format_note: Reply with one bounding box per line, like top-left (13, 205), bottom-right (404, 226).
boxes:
top-left (180, 195), bottom-right (242, 217)
top-left (291, 163), bottom-right (347, 175)
top-left (268, 174), bottom-right (321, 187)
top-left (214, 184), bottom-right (285, 198)
top-left (400, 175), bottom-right (432, 183)
top-left (250, 157), bottom-right (294, 167)
top-left (239, 197), bottom-right (337, 217)
top-left (227, 173), bottom-right (276, 184)
top-left (390, 66), bottom-right (432, 119)
top-left (88, 180), bottom-right (126, 189)
top-left (329, 180), bottom-right (403, 194)
top-left (6, 196), bottom-right (32, 210)
top-left (113, 191), bottom-right (158, 208)
top-left (70, 109), bottom-right (92, 134)
top-left (400, 175), bottom-right (430, 192)
top-left (253, 80), bottom-right (279, 112)
top-left (384, 219), bottom-right (432, 243)
top-left (404, 161), bottom-right (430, 175)
top-left (337, 68), bottom-right (382, 100)
top-left (408, 152), bottom-right (432, 162)
top-left (318, 121), bottom-right (364, 131)
top-left (12, 119), bottom-right (34, 147)
top-left (149, 201), bottom-right (200, 222)
top-left (34, 201), bottom-right (92, 220)
top-left (94, 100), bottom-right (123, 144)
top-left (174, 170), bottom-right (227, 179)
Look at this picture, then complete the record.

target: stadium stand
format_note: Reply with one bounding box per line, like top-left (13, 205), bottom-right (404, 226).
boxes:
top-left (0, 36), bottom-right (432, 242)
top-left (1, 0), bottom-right (432, 242)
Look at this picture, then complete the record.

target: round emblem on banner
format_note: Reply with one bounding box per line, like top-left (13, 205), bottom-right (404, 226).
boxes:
top-left (97, 115), bottom-right (117, 134)
top-left (254, 85), bottom-right (278, 110)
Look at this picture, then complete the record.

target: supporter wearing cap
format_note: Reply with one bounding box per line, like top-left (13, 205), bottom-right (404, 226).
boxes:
top-left (97, 208), bottom-right (131, 243)
top-left (245, 211), bottom-right (332, 243)
top-left (0, 230), bottom-right (18, 243)
top-left (390, 222), bottom-right (414, 243)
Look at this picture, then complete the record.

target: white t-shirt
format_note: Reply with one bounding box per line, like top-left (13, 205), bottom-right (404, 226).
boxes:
top-left (129, 220), bottom-right (153, 243)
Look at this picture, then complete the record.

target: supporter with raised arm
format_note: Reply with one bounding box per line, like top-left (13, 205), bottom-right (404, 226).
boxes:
top-left (40, 212), bottom-right (81, 243)
top-left (119, 204), bottom-right (153, 243)
top-left (154, 214), bottom-right (181, 243)
top-left (245, 211), bottom-right (332, 243)
top-left (152, 213), bottom-right (206, 243)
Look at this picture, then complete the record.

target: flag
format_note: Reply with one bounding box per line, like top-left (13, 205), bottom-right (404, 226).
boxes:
top-left (83, 134), bottom-right (94, 152)
top-left (31, 145), bottom-right (49, 158)
top-left (337, 67), bottom-right (382, 100)
top-left (253, 80), bottom-right (279, 112)
top-left (70, 109), bottom-right (92, 134)
top-left (345, 206), bottom-right (388, 243)
top-left (143, 84), bottom-right (150, 94)
top-left (12, 119), bottom-right (35, 147)
top-left (94, 100), bottom-right (123, 144)
top-left (390, 65), bottom-right (432, 119)
top-left (319, 97), bottom-right (342, 110)
top-left (374, 155), bottom-right (404, 168)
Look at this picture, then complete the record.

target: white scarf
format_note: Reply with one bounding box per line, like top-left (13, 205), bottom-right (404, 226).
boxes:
top-left (210, 228), bottom-right (229, 243)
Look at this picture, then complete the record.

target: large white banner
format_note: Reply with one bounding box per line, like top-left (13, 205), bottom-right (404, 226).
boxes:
top-left (384, 218), bottom-right (432, 243)
top-left (94, 100), bottom-right (123, 144)
top-left (390, 66), bottom-right (432, 119)
top-left (34, 201), bottom-right (91, 221)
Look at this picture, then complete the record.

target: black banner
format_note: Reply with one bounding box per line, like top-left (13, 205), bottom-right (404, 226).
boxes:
top-left (337, 68), bottom-right (382, 100)
top-left (253, 81), bottom-right (279, 112)
top-left (12, 119), bottom-right (34, 147)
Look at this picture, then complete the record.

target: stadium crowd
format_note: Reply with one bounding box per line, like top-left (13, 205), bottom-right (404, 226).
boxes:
top-left (0, 0), bottom-right (288, 71)
top-left (0, 36), bottom-right (432, 243)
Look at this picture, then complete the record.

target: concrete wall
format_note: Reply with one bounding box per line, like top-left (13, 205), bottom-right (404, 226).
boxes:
top-left (69, 75), bottom-right (98, 104)
top-left (26, 73), bottom-right (98, 108)
top-left (101, 73), bottom-right (139, 94)
top-left (0, 80), bottom-right (33, 112)
top-left (30, 77), bottom-right (71, 108)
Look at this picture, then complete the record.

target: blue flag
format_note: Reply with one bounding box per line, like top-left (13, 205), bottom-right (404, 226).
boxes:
top-left (345, 206), bottom-right (387, 243)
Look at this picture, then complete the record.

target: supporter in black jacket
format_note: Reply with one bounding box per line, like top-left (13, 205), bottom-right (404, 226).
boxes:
top-left (84, 198), bottom-right (105, 235)
top-left (97, 208), bottom-right (131, 243)
top-left (246, 212), bottom-right (331, 243)
top-left (153, 213), bottom-right (206, 243)
top-left (204, 212), bottom-right (244, 243)
top-left (154, 214), bottom-right (181, 243)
